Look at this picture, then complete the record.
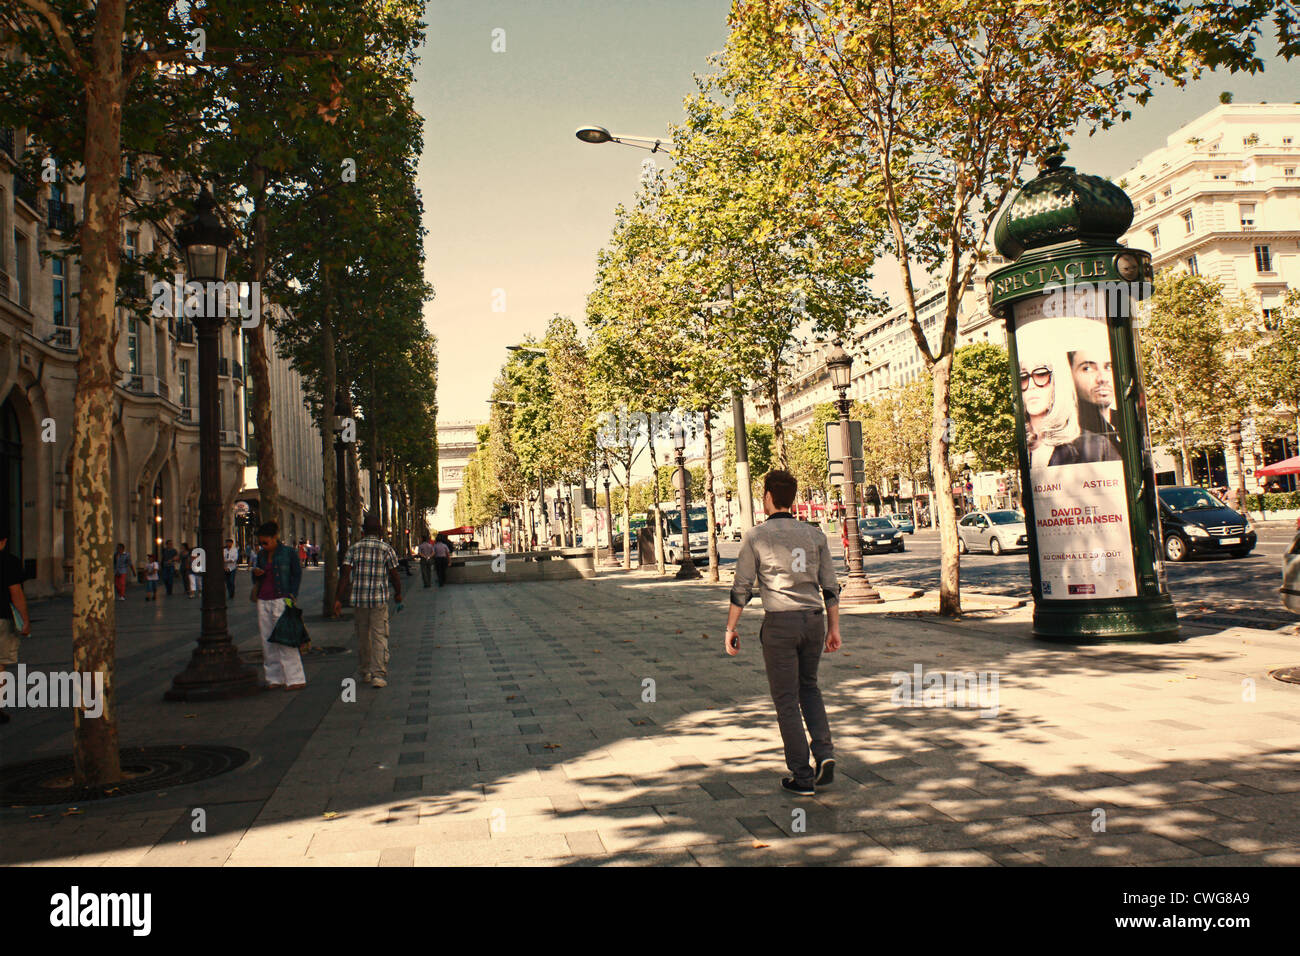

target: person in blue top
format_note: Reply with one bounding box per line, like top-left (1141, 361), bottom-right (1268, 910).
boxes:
top-left (249, 520), bottom-right (304, 690)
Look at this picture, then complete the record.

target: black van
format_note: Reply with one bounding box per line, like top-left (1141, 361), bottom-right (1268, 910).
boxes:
top-left (1157, 486), bottom-right (1256, 562)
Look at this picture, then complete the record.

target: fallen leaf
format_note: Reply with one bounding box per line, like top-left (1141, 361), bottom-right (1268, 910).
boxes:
top-left (752, 840), bottom-right (770, 849)
top-left (185, 713), bottom-right (198, 718)
top-left (323, 811), bottom-right (339, 819)
top-left (62, 809), bottom-right (83, 816)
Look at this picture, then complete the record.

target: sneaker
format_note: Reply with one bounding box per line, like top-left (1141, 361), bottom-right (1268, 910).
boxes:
top-left (781, 777), bottom-right (815, 796)
top-left (358, 672), bottom-right (373, 685)
top-left (370, 677), bottom-right (388, 688)
top-left (815, 757), bottom-right (835, 786)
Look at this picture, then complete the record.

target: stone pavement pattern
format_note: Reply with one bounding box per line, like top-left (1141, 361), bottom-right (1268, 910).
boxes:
top-left (3, 568), bottom-right (1300, 866)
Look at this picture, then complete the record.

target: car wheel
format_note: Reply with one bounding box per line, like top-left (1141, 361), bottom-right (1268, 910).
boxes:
top-left (990, 537), bottom-right (1003, 556)
top-left (896, 542), bottom-right (905, 552)
top-left (957, 536), bottom-right (967, 554)
top-left (1164, 534), bottom-right (1188, 563)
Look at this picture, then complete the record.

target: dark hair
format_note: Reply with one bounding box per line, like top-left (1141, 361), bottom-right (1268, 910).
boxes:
top-left (256, 521), bottom-right (279, 537)
top-left (764, 470), bottom-right (798, 510)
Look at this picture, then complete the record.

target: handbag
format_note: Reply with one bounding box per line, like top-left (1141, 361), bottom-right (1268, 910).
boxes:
top-left (268, 600), bottom-right (310, 648)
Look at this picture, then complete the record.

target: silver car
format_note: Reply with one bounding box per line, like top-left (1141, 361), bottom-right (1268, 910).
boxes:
top-left (1284, 529), bottom-right (1300, 614)
top-left (957, 509), bottom-right (1028, 556)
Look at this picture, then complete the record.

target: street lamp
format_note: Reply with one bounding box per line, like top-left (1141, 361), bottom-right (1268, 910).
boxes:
top-left (166, 186), bottom-right (259, 700)
top-left (725, 489), bottom-right (733, 527)
top-left (574, 125), bottom-right (672, 154)
top-left (826, 341), bottom-right (882, 605)
top-left (601, 458), bottom-right (620, 568)
top-left (672, 422), bottom-right (701, 580)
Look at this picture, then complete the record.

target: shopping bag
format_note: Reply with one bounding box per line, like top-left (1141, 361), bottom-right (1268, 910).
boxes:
top-left (268, 601), bottom-right (310, 647)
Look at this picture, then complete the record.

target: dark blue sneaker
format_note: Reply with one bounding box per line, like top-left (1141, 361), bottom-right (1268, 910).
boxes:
top-left (815, 757), bottom-right (835, 786)
top-left (781, 777), bottom-right (815, 796)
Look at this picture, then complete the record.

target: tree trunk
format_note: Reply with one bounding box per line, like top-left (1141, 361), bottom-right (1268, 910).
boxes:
top-left (1175, 434), bottom-right (1190, 486)
top-left (932, 352), bottom-right (961, 617)
top-left (246, 165), bottom-right (279, 526)
top-left (703, 410), bottom-right (719, 583)
top-left (648, 432), bottom-right (666, 573)
top-left (319, 296), bottom-right (340, 618)
top-left (71, 0), bottom-right (128, 786)
top-left (347, 390), bottom-right (363, 533)
top-left (769, 354), bottom-right (787, 468)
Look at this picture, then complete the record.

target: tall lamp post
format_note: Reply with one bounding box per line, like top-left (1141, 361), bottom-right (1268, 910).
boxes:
top-left (725, 490), bottom-right (733, 528)
top-left (601, 460), bottom-right (619, 568)
top-left (166, 187), bottom-right (260, 700)
top-left (333, 394), bottom-right (350, 561)
top-left (672, 423), bottom-right (701, 580)
top-left (826, 341), bottom-right (882, 605)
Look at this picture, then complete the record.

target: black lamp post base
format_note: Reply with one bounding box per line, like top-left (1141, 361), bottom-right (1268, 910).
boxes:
top-left (165, 645), bottom-right (262, 702)
top-left (675, 560), bottom-right (702, 580)
top-left (839, 573), bottom-right (883, 606)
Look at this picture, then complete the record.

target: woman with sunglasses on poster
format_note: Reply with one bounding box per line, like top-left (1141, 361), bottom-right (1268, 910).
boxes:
top-left (1019, 351), bottom-right (1121, 469)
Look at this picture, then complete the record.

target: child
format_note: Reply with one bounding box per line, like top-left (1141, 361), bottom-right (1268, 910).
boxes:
top-left (145, 554), bottom-right (160, 601)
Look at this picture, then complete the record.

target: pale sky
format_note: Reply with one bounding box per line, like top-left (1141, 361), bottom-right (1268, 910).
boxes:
top-left (415, 0), bottom-right (1300, 425)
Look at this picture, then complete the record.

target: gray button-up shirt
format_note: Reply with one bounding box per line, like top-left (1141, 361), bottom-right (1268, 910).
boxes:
top-left (730, 513), bottom-right (840, 612)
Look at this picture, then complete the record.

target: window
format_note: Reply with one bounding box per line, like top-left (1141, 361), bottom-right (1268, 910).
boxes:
top-left (127, 316), bottom-right (139, 374)
top-left (1254, 245), bottom-right (1273, 272)
top-left (1286, 167), bottom-right (1297, 178)
top-left (124, 230), bottom-right (137, 260)
top-left (52, 257), bottom-right (66, 326)
top-left (1186, 255), bottom-right (1199, 276)
top-left (1240, 203), bottom-right (1256, 228)
top-left (1284, 136), bottom-right (1294, 146)
top-left (1263, 308), bottom-right (1278, 329)
top-left (1182, 209), bottom-right (1194, 233)
top-left (179, 358), bottom-right (191, 408)
top-left (14, 230), bottom-right (29, 308)
top-left (1162, 187), bottom-right (1172, 198)
top-left (1213, 172), bottom-right (1228, 180)
top-left (1148, 226), bottom-right (1160, 250)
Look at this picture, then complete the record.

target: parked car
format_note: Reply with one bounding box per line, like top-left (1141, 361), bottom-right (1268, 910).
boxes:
top-left (857, 516), bottom-right (905, 553)
top-left (883, 512), bottom-right (915, 535)
top-left (727, 527), bottom-right (743, 542)
top-left (957, 509), bottom-right (1028, 555)
top-left (1283, 528), bottom-right (1300, 614)
top-left (1156, 486), bottom-right (1256, 562)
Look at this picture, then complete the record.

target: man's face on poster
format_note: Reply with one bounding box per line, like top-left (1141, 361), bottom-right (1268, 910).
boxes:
top-left (1070, 349), bottom-right (1113, 408)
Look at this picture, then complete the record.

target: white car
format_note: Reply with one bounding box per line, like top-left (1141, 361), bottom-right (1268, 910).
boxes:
top-left (957, 509), bottom-right (1028, 555)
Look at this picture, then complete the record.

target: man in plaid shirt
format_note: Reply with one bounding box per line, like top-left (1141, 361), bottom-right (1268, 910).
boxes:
top-left (332, 514), bottom-right (403, 688)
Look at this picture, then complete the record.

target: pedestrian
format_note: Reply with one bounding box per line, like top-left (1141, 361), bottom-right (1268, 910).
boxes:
top-left (223, 537), bottom-right (239, 599)
top-left (0, 526), bottom-right (31, 724)
top-left (724, 469), bottom-right (842, 796)
top-left (144, 554), bottom-right (160, 601)
top-left (417, 534), bottom-right (435, 588)
top-left (332, 514), bottom-right (402, 689)
top-left (113, 543), bottom-right (135, 601)
top-left (433, 535), bottom-right (451, 587)
top-left (250, 521), bottom-right (305, 690)
top-left (298, 540), bottom-right (308, 567)
top-left (160, 539), bottom-right (177, 596)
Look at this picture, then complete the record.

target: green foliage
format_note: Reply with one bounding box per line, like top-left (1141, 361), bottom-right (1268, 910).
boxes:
top-left (722, 424), bottom-right (775, 498)
top-left (1253, 289), bottom-right (1300, 438)
top-left (951, 342), bottom-right (1017, 471)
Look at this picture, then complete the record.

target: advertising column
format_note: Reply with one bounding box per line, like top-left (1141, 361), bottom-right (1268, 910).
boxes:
top-left (987, 156), bottom-right (1179, 643)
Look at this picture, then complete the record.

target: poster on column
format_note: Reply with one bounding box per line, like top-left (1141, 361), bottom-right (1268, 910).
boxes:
top-left (1013, 294), bottom-right (1137, 599)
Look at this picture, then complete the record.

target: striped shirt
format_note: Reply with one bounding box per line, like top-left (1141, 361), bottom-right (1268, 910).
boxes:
top-left (730, 513), bottom-right (840, 612)
top-left (343, 535), bottom-right (399, 608)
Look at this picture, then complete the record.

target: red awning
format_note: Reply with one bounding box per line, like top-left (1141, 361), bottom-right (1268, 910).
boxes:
top-left (1257, 456), bottom-right (1300, 478)
top-left (440, 526), bottom-right (476, 536)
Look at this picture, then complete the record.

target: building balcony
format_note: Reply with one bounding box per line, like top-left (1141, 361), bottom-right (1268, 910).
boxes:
top-left (179, 407), bottom-right (194, 423)
top-left (176, 320), bottom-right (195, 344)
top-left (13, 173), bottom-right (40, 214)
top-left (46, 199), bottom-right (77, 235)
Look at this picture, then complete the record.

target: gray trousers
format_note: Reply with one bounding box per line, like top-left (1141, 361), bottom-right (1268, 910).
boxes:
top-left (760, 609), bottom-right (833, 785)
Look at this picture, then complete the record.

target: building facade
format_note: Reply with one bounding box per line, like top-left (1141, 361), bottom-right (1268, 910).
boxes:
top-left (1117, 102), bottom-right (1300, 490)
top-left (0, 123), bottom-right (324, 594)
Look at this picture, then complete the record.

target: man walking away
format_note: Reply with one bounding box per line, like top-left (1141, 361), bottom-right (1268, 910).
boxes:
top-left (113, 544), bottom-right (135, 601)
top-left (250, 521), bottom-right (305, 690)
top-left (223, 538), bottom-right (239, 599)
top-left (418, 534), bottom-right (435, 588)
top-left (432, 535), bottom-right (451, 587)
top-left (161, 539), bottom-right (177, 596)
top-left (333, 514), bottom-right (403, 688)
top-left (725, 470), bottom-right (842, 796)
top-left (0, 527), bottom-right (30, 724)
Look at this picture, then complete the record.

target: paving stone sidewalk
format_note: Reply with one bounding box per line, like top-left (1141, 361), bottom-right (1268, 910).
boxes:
top-left (3, 569), bottom-right (1299, 866)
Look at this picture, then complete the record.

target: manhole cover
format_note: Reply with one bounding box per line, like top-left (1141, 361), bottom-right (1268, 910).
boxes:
top-left (1, 745), bottom-right (250, 807)
top-left (1269, 666), bottom-right (1300, 685)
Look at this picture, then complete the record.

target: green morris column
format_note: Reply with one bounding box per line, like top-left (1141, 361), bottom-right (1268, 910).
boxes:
top-left (987, 156), bottom-right (1180, 643)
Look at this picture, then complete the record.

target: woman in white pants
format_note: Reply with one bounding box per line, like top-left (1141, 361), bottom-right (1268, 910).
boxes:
top-left (250, 520), bottom-right (306, 689)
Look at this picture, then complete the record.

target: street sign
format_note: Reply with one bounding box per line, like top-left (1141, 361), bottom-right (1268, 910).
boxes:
top-left (825, 420), bottom-right (863, 463)
top-left (829, 458), bottom-right (865, 485)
